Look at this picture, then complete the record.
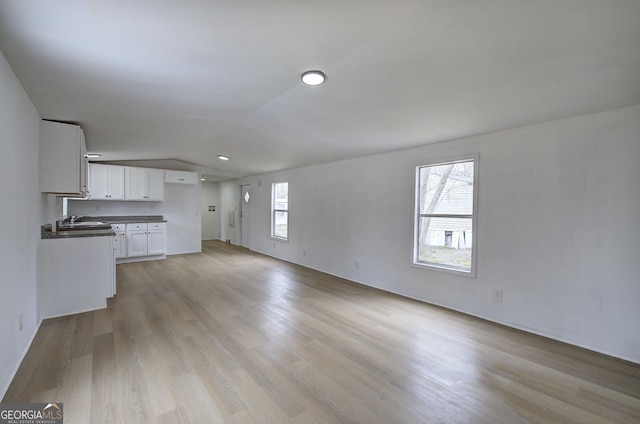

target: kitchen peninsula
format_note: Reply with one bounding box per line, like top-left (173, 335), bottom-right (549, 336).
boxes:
top-left (39, 215), bottom-right (167, 319)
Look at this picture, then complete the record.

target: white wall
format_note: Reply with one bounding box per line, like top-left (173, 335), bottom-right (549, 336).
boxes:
top-left (68, 183), bottom-right (202, 255)
top-left (221, 105), bottom-right (640, 363)
top-left (201, 181), bottom-right (221, 240)
top-left (0, 50), bottom-right (50, 397)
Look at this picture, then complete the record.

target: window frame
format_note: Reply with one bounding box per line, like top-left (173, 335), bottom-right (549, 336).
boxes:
top-left (271, 181), bottom-right (289, 241)
top-left (412, 154), bottom-right (478, 278)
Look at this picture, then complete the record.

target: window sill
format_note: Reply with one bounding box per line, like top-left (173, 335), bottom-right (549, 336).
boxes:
top-left (411, 261), bottom-right (476, 278)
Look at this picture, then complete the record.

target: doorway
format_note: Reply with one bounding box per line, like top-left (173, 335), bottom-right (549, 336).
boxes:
top-left (201, 180), bottom-right (221, 241)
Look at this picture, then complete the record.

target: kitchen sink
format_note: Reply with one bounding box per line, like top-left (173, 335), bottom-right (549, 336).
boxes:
top-left (58, 221), bottom-right (111, 230)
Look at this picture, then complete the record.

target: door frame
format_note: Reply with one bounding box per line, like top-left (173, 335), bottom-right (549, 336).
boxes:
top-left (239, 184), bottom-right (251, 248)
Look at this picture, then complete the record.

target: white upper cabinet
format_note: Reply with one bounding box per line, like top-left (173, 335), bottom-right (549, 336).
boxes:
top-left (40, 120), bottom-right (88, 197)
top-left (147, 169), bottom-right (165, 200)
top-left (165, 170), bottom-right (199, 184)
top-left (125, 167), bottom-right (145, 200)
top-left (89, 163), bottom-right (125, 200)
top-left (125, 167), bottom-right (164, 201)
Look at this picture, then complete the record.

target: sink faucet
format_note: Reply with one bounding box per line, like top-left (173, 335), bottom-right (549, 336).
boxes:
top-left (70, 215), bottom-right (83, 224)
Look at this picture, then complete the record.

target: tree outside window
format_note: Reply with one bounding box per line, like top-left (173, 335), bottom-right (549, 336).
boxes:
top-left (414, 159), bottom-right (476, 275)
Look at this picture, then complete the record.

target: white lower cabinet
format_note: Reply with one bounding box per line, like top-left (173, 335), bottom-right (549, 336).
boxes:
top-left (111, 224), bottom-right (127, 258)
top-left (127, 223), bottom-right (149, 257)
top-left (39, 236), bottom-right (115, 318)
top-left (147, 223), bottom-right (166, 255)
top-left (123, 222), bottom-right (166, 261)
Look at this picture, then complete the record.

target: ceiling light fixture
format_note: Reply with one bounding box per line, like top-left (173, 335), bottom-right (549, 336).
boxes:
top-left (301, 70), bottom-right (326, 86)
top-left (218, 155), bottom-right (230, 161)
top-left (87, 153), bottom-right (101, 158)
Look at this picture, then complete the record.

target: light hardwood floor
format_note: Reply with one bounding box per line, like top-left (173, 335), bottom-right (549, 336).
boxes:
top-left (4, 240), bottom-right (640, 423)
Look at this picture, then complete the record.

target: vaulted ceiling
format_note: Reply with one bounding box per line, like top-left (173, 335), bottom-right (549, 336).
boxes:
top-left (1, 1), bottom-right (639, 180)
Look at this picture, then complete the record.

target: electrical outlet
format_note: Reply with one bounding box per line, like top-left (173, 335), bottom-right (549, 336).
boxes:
top-left (303, 249), bottom-right (307, 256)
top-left (355, 260), bottom-right (360, 269)
top-left (273, 243), bottom-right (276, 249)
top-left (18, 313), bottom-right (23, 332)
top-left (493, 288), bottom-right (503, 302)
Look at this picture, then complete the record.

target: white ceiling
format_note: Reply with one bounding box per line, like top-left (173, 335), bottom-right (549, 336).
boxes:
top-left (1, 1), bottom-right (639, 180)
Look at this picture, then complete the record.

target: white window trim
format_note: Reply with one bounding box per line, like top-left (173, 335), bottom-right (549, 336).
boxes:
top-left (411, 154), bottom-right (478, 278)
top-left (271, 181), bottom-right (289, 241)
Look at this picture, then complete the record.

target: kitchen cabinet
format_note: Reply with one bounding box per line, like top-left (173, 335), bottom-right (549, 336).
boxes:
top-left (90, 163), bottom-right (125, 200)
top-left (125, 222), bottom-right (166, 258)
top-left (125, 167), bottom-right (164, 201)
top-left (111, 224), bottom-right (126, 258)
top-left (126, 223), bottom-right (148, 257)
top-left (39, 235), bottom-right (115, 318)
top-left (40, 120), bottom-right (89, 197)
top-left (147, 223), bottom-right (167, 255)
top-left (165, 170), bottom-right (199, 184)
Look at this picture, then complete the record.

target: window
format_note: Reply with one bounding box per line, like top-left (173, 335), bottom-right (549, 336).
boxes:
top-left (272, 182), bottom-right (289, 240)
top-left (414, 158), bottom-right (477, 275)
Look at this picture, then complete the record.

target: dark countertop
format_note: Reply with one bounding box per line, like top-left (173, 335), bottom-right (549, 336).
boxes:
top-left (41, 215), bottom-right (165, 239)
top-left (41, 224), bottom-right (116, 239)
top-left (84, 215), bottom-right (167, 224)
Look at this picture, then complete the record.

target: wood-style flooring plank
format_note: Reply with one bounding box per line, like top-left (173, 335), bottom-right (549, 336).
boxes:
top-left (3, 240), bottom-right (639, 423)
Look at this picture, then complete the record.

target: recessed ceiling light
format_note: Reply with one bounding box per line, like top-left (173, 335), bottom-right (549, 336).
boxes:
top-left (87, 153), bottom-right (101, 158)
top-left (301, 70), bottom-right (326, 86)
top-left (218, 155), bottom-right (230, 161)
top-left (201, 178), bottom-right (206, 181)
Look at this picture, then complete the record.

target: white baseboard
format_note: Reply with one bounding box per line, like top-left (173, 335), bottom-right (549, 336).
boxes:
top-left (251, 247), bottom-right (640, 365)
top-left (116, 254), bottom-right (166, 264)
